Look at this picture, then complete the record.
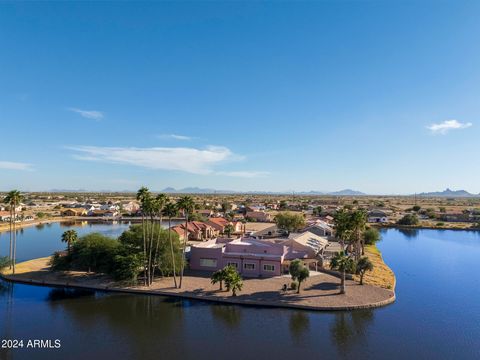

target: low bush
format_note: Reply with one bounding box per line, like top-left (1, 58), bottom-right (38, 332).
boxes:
top-left (0, 256), bottom-right (10, 273)
top-left (50, 252), bottom-right (71, 271)
top-left (290, 281), bottom-right (298, 291)
top-left (364, 227), bottom-right (380, 245)
top-left (397, 214), bottom-right (419, 226)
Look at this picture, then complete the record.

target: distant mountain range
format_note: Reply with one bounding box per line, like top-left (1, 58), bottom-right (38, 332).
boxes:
top-left (417, 188), bottom-right (480, 197)
top-left (41, 187), bottom-right (478, 197)
top-left (161, 187), bottom-right (367, 196)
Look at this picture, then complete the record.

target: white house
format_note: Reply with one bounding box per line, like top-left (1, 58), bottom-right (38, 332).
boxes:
top-left (368, 210), bottom-right (388, 223)
top-left (100, 204), bottom-right (120, 211)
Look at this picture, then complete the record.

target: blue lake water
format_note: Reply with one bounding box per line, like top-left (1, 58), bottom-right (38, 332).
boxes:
top-left (1, 225), bottom-right (480, 359)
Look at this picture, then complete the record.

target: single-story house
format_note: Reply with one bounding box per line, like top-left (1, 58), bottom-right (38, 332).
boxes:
top-left (88, 209), bottom-right (119, 217)
top-left (206, 217), bottom-right (243, 234)
top-left (300, 221), bottom-right (333, 237)
top-left (368, 210), bottom-right (388, 223)
top-left (0, 211), bottom-right (12, 222)
top-left (100, 204), bottom-right (120, 211)
top-left (196, 209), bottom-right (214, 218)
top-left (61, 208), bottom-right (88, 217)
top-left (190, 231), bottom-right (328, 277)
top-left (171, 221), bottom-right (219, 241)
top-left (245, 211), bottom-right (272, 222)
top-left (120, 201), bottom-right (140, 213)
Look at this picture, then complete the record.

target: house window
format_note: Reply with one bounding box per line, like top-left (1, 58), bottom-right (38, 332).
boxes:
top-left (227, 262), bottom-right (238, 269)
top-left (244, 263), bottom-right (255, 270)
top-left (199, 258), bottom-right (217, 268)
top-left (263, 264), bottom-right (275, 272)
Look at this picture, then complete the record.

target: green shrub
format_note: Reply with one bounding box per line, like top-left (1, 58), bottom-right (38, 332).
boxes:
top-left (397, 214), bottom-right (419, 226)
top-left (70, 233), bottom-right (120, 273)
top-left (111, 254), bottom-right (143, 282)
top-left (0, 256), bottom-right (10, 273)
top-left (290, 281), bottom-right (298, 291)
top-left (36, 212), bottom-right (47, 219)
top-left (364, 227), bottom-right (380, 245)
top-left (50, 252), bottom-right (71, 271)
top-left (436, 222), bottom-right (445, 227)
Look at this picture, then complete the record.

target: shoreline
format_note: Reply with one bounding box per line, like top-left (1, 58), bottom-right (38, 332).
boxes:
top-left (0, 217), bottom-right (65, 233)
top-left (373, 223), bottom-right (480, 231)
top-left (1, 257), bottom-right (396, 312)
top-left (0, 216), bottom-right (188, 234)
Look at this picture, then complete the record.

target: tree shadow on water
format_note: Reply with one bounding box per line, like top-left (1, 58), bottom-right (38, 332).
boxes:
top-left (46, 287), bottom-right (95, 301)
top-left (211, 304), bottom-right (242, 328)
top-left (397, 228), bottom-right (420, 240)
top-left (289, 311), bottom-right (310, 343)
top-left (330, 309), bottom-right (375, 356)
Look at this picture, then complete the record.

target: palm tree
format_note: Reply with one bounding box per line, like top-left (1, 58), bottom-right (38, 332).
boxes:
top-left (163, 202), bottom-right (178, 288)
top-left (211, 268), bottom-right (227, 291)
top-left (224, 224), bottom-right (234, 238)
top-left (2, 197), bottom-right (13, 269)
top-left (177, 195), bottom-right (195, 289)
top-left (330, 251), bottom-right (356, 294)
top-left (61, 230), bottom-right (78, 254)
top-left (149, 193), bottom-right (168, 285)
top-left (225, 270), bottom-right (243, 297)
top-left (221, 202), bottom-right (229, 216)
top-left (356, 257), bottom-right (374, 285)
top-left (296, 267), bottom-right (310, 294)
top-left (350, 209), bottom-right (367, 259)
top-left (136, 186), bottom-right (150, 286)
top-left (3, 190), bottom-right (23, 274)
top-left (333, 208), bottom-right (352, 251)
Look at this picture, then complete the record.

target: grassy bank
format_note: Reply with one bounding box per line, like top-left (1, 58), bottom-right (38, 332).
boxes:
top-left (353, 244), bottom-right (395, 290)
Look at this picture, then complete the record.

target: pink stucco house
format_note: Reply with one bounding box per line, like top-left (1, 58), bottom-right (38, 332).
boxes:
top-left (189, 232), bottom-right (328, 277)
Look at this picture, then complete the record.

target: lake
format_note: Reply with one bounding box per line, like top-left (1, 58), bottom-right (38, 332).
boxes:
top-left (1, 225), bottom-right (480, 359)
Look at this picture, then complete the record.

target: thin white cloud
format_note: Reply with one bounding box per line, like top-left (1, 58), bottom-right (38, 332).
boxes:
top-left (216, 171), bottom-right (269, 178)
top-left (68, 145), bottom-right (246, 175)
top-left (68, 108), bottom-right (104, 120)
top-left (157, 134), bottom-right (192, 141)
top-left (0, 161), bottom-right (33, 171)
top-left (427, 119), bottom-right (472, 134)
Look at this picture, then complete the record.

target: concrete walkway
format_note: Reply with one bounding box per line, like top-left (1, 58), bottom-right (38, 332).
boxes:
top-left (2, 258), bottom-right (395, 311)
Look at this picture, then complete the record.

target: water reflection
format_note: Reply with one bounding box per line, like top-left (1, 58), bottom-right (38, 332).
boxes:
top-left (330, 309), bottom-right (374, 355)
top-left (289, 311), bottom-right (310, 342)
top-left (396, 228), bottom-right (419, 239)
top-left (35, 223), bottom-right (45, 230)
top-left (46, 290), bottom-right (186, 341)
top-left (211, 304), bottom-right (242, 328)
top-left (0, 279), bottom-right (14, 298)
top-left (60, 221), bottom-right (89, 228)
top-left (46, 287), bottom-right (95, 301)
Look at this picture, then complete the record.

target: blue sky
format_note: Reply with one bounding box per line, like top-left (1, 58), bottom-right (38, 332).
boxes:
top-left (1, 1), bottom-right (479, 194)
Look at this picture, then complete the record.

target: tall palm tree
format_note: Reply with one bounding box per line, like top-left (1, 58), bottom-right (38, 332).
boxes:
top-left (144, 193), bottom-right (168, 286)
top-left (3, 190), bottom-right (23, 274)
top-left (177, 195), bottom-right (195, 288)
top-left (350, 209), bottom-right (367, 259)
top-left (61, 230), bottom-right (78, 254)
top-left (2, 196), bottom-right (13, 268)
top-left (330, 251), bottom-right (356, 294)
top-left (163, 202), bottom-right (179, 288)
top-left (333, 208), bottom-right (352, 251)
top-left (136, 186), bottom-right (150, 286)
